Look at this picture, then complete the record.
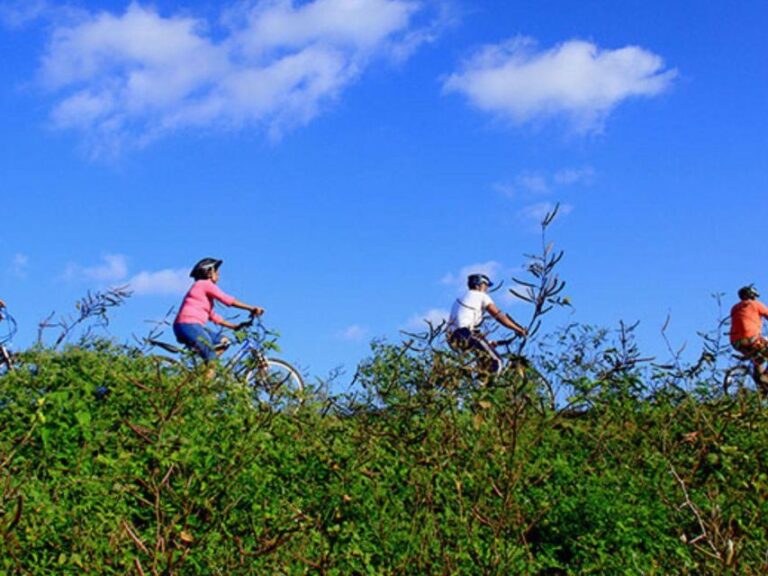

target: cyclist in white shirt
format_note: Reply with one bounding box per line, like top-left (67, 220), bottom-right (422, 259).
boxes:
top-left (447, 273), bottom-right (527, 374)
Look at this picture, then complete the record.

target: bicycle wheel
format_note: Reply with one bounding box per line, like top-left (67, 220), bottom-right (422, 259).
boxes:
top-left (149, 354), bottom-right (185, 375)
top-left (0, 346), bottom-right (13, 376)
top-left (245, 358), bottom-right (304, 408)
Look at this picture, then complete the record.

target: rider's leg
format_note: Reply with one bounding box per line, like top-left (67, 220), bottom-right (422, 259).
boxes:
top-left (448, 328), bottom-right (503, 376)
top-left (469, 333), bottom-right (503, 376)
top-left (173, 323), bottom-right (220, 362)
top-left (750, 339), bottom-right (768, 386)
top-left (447, 328), bottom-right (470, 352)
top-left (734, 337), bottom-right (768, 387)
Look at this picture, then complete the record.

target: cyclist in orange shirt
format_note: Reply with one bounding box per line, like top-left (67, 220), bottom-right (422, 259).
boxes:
top-left (730, 285), bottom-right (768, 381)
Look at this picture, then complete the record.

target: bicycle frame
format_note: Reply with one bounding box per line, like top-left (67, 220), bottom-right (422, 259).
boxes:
top-left (222, 332), bottom-right (269, 374)
top-left (147, 316), bottom-right (274, 371)
top-left (0, 309), bottom-right (17, 373)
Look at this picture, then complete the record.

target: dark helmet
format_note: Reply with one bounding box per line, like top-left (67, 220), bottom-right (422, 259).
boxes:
top-left (190, 257), bottom-right (223, 280)
top-left (738, 284), bottom-right (759, 300)
top-left (468, 273), bottom-right (493, 289)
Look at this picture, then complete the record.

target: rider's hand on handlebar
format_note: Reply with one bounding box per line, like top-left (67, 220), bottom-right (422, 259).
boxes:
top-left (234, 308), bottom-right (263, 330)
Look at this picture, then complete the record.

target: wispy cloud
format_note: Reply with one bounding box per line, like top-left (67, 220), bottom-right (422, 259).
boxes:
top-left (441, 260), bottom-right (504, 290)
top-left (493, 166), bottom-right (590, 229)
top-left (33, 0), bottom-right (439, 156)
top-left (517, 201), bottom-right (573, 227)
top-left (440, 261), bottom-right (529, 306)
top-left (405, 307), bottom-right (449, 329)
top-left (495, 166), bottom-right (594, 198)
top-left (63, 253), bottom-right (129, 283)
top-left (337, 324), bottom-right (369, 342)
top-left (128, 269), bottom-right (190, 296)
top-left (553, 167), bottom-right (595, 186)
top-left (0, 0), bottom-right (49, 28)
top-left (61, 254), bottom-right (189, 295)
top-left (9, 253), bottom-right (29, 278)
top-left (444, 36), bottom-right (676, 133)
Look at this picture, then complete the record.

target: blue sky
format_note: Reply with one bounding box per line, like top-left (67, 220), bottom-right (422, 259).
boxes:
top-left (1, 0), bottom-right (766, 386)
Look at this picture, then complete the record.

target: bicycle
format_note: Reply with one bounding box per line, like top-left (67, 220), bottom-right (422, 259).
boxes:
top-left (0, 307), bottom-right (17, 375)
top-left (723, 352), bottom-right (768, 397)
top-left (146, 316), bottom-right (304, 409)
top-left (446, 330), bottom-right (526, 378)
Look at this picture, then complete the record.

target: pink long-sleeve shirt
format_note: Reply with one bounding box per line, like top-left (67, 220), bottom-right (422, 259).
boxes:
top-left (174, 279), bottom-right (236, 325)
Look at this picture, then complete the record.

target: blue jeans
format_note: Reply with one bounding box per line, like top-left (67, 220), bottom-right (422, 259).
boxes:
top-left (173, 323), bottom-right (224, 362)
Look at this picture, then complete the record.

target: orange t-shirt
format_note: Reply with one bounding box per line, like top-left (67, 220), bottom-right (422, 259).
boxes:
top-left (730, 300), bottom-right (768, 342)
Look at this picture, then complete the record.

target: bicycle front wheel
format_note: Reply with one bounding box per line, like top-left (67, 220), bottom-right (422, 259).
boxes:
top-left (246, 358), bottom-right (304, 408)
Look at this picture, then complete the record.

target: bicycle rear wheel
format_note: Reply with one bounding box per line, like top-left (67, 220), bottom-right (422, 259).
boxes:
top-left (245, 358), bottom-right (304, 408)
top-left (0, 346), bottom-right (13, 376)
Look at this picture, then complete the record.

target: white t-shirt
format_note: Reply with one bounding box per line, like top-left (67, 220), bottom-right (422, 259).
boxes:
top-left (449, 290), bottom-right (494, 330)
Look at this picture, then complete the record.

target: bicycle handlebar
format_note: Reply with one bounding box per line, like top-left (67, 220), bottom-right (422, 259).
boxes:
top-left (234, 311), bottom-right (266, 332)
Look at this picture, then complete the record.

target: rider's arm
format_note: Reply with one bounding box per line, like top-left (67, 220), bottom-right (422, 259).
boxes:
top-left (204, 282), bottom-right (265, 319)
top-left (0, 299), bottom-right (5, 308)
top-left (230, 299), bottom-right (265, 316)
top-left (487, 303), bottom-right (527, 336)
top-left (215, 318), bottom-right (240, 330)
top-left (210, 301), bottom-right (264, 329)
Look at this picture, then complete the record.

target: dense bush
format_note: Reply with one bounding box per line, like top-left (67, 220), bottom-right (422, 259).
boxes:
top-left (1, 331), bottom-right (767, 575)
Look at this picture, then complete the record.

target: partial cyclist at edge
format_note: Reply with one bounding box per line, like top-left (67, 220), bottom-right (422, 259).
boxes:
top-left (173, 258), bottom-right (264, 367)
top-left (730, 284), bottom-right (768, 385)
top-left (447, 273), bottom-right (527, 375)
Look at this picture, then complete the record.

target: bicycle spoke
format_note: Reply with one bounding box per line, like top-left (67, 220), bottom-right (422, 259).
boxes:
top-left (245, 358), bottom-right (304, 411)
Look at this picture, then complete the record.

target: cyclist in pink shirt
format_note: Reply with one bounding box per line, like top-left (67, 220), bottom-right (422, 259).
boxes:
top-left (173, 258), bottom-right (264, 362)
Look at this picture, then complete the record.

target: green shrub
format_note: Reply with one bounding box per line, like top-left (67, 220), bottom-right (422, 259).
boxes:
top-left (1, 334), bottom-right (767, 574)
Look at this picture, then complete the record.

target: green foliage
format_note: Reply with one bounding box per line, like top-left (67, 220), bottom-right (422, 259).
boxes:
top-left (1, 332), bottom-right (767, 574)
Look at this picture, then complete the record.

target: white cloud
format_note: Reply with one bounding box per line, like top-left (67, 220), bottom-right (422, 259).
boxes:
top-left (444, 37), bottom-right (676, 133)
top-left (494, 166), bottom-right (591, 230)
top-left (0, 0), bottom-right (49, 28)
top-left (517, 201), bottom-right (573, 226)
top-left (405, 307), bottom-right (449, 329)
top-left (36, 0), bottom-right (433, 155)
top-left (9, 253), bottom-right (29, 278)
top-left (337, 324), bottom-right (369, 341)
top-left (441, 260), bottom-right (503, 289)
top-left (553, 166), bottom-right (595, 186)
top-left (496, 166), bottom-right (594, 199)
top-left (61, 254), bottom-right (189, 295)
top-left (230, 0), bottom-right (419, 53)
top-left (495, 173), bottom-right (549, 197)
top-left (128, 269), bottom-right (190, 295)
top-left (63, 253), bottom-right (129, 283)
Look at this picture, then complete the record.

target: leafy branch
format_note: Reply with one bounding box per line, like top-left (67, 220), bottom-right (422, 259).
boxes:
top-left (37, 286), bottom-right (132, 348)
top-left (511, 203), bottom-right (569, 353)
